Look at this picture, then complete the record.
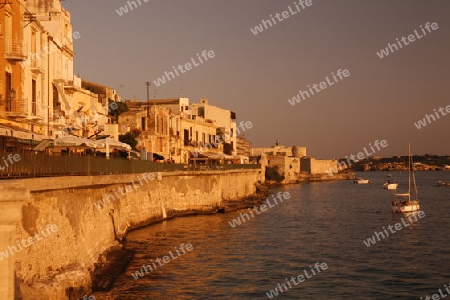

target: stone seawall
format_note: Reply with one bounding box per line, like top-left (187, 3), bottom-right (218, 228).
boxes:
top-left (298, 172), bottom-right (355, 182)
top-left (7, 169), bottom-right (262, 299)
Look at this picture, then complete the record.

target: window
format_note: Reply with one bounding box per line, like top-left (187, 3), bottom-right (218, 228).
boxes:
top-left (184, 129), bottom-right (189, 146)
top-left (5, 72), bottom-right (12, 111)
top-left (32, 80), bottom-right (37, 116)
top-left (5, 14), bottom-right (11, 45)
top-left (141, 117), bottom-right (146, 131)
top-left (31, 30), bottom-right (37, 54)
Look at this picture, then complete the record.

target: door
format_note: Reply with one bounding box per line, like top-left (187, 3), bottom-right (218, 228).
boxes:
top-left (32, 79), bottom-right (37, 115)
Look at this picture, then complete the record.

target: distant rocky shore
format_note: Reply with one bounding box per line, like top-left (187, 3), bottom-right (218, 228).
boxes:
top-left (345, 155), bottom-right (450, 172)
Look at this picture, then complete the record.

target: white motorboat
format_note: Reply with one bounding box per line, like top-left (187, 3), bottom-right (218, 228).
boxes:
top-left (354, 178), bottom-right (371, 184)
top-left (392, 143), bottom-right (420, 213)
top-left (382, 180), bottom-right (398, 190)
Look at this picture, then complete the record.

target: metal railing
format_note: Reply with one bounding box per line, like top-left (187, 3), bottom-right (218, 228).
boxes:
top-left (5, 40), bottom-right (27, 60)
top-left (185, 163), bottom-right (261, 171)
top-left (0, 152), bottom-right (261, 179)
top-left (4, 99), bottom-right (28, 116)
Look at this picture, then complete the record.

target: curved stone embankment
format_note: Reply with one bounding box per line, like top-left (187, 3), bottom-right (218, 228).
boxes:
top-left (6, 169), bottom-right (263, 300)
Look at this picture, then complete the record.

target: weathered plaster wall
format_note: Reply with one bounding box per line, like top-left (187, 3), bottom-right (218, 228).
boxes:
top-left (7, 169), bottom-right (261, 299)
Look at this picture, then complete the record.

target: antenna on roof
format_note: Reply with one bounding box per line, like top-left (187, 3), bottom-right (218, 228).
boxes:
top-left (23, 11), bottom-right (50, 28)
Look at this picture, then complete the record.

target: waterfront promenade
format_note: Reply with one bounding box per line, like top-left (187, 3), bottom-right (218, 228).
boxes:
top-left (0, 152), bottom-right (260, 180)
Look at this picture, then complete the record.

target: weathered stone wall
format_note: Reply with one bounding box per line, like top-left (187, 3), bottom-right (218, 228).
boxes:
top-left (301, 157), bottom-right (338, 174)
top-left (266, 155), bottom-right (300, 184)
top-left (6, 169), bottom-right (261, 299)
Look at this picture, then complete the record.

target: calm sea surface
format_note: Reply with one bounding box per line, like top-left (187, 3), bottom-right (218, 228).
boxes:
top-left (95, 172), bottom-right (450, 300)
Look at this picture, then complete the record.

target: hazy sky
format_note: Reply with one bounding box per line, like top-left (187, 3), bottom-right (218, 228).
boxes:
top-left (63, 0), bottom-right (450, 158)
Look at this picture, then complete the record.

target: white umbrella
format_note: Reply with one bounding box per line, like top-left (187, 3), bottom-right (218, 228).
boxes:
top-left (54, 136), bottom-right (98, 148)
top-left (95, 137), bottom-right (131, 151)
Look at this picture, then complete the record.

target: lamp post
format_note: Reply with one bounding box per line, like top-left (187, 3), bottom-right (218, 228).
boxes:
top-left (145, 82), bottom-right (151, 117)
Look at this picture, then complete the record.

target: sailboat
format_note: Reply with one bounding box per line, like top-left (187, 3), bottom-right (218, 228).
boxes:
top-left (391, 143), bottom-right (420, 213)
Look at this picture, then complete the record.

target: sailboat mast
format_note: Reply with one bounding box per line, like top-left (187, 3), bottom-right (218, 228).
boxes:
top-left (408, 143), bottom-right (411, 201)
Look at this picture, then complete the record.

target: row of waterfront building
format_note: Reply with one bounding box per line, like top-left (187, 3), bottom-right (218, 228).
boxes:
top-left (118, 97), bottom-right (250, 164)
top-left (0, 0), bottom-right (257, 165)
top-left (0, 0), bottom-right (343, 177)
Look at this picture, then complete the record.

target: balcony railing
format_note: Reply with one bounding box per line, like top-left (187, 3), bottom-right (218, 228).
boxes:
top-left (5, 40), bottom-right (27, 61)
top-left (4, 99), bottom-right (28, 117)
top-left (53, 110), bottom-right (65, 122)
top-left (64, 80), bottom-right (81, 91)
top-left (30, 58), bottom-right (45, 74)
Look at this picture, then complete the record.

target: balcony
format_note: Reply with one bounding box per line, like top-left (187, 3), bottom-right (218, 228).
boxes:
top-left (64, 80), bottom-right (81, 91)
top-left (53, 110), bottom-right (66, 122)
top-left (4, 99), bottom-right (28, 118)
top-left (51, 110), bottom-right (67, 130)
top-left (5, 40), bottom-right (27, 61)
top-left (30, 58), bottom-right (45, 74)
top-left (53, 70), bottom-right (66, 83)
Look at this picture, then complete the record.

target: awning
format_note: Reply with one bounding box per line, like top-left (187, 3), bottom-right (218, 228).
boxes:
top-left (54, 82), bottom-right (72, 111)
top-left (16, 138), bottom-right (41, 146)
top-left (33, 139), bottom-right (53, 151)
top-left (0, 123), bottom-right (46, 141)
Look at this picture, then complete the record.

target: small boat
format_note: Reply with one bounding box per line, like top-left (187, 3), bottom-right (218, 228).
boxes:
top-left (387, 174), bottom-right (392, 178)
top-left (382, 180), bottom-right (398, 190)
top-left (354, 178), bottom-right (371, 184)
top-left (437, 181), bottom-right (450, 186)
top-left (392, 143), bottom-right (420, 213)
